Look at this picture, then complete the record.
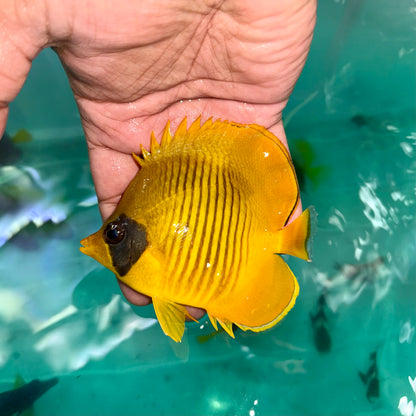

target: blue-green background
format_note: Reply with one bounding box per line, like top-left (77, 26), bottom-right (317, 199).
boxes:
top-left (1, 1), bottom-right (415, 415)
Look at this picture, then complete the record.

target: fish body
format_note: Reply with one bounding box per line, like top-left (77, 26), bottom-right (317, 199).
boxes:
top-left (0, 377), bottom-right (58, 416)
top-left (310, 294), bottom-right (331, 353)
top-left (80, 117), bottom-right (311, 342)
top-left (359, 352), bottom-right (380, 402)
top-left (0, 133), bottom-right (22, 166)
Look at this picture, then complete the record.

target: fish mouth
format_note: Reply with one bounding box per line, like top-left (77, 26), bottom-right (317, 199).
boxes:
top-left (79, 235), bottom-right (96, 257)
top-left (79, 232), bottom-right (110, 270)
top-left (79, 243), bottom-right (88, 255)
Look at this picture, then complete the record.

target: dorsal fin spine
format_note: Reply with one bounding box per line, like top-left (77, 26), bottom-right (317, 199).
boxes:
top-left (187, 116), bottom-right (202, 138)
top-left (161, 120), bottom-right (172, 146)
top-left (150, 132), bottom-right (159, 153)
top-left (201, 117), bottom-right (214, 133)
top-left (173, 117), bottom-right (188, 140)
top-left (132, 152), bottom-right (145, 167)
top-left (140, 144), bottom-right (151, 161)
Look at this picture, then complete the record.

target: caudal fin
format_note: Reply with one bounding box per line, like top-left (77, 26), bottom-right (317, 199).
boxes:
top-left (274, 208), bottom-right (313, 261)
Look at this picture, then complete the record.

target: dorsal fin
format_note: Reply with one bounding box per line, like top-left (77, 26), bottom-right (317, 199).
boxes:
top-left (132, 152), bottom-right (145, 167)
top-left (186, 115), bottom-right (202, 138)
top-left (150, 132), bottom-right (160, 153)
top-left (173, 117), bottom-right (188, 140)
top-left (131, 116), bottom-right (299, 230)
top-left (160, 120), bottom-right (172, 146)
top-left (140, 144), bottom-right (151, 161)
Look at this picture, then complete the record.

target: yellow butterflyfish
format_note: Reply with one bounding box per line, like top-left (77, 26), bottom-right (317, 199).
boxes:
top-left (80, 117), bottom-right (311, 342)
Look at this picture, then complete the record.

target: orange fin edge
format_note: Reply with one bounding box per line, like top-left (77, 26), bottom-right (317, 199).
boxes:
top-left (236, 270), bottom-right (300, 333)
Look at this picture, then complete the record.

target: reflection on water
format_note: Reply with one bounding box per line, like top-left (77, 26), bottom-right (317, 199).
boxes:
top-left (0, 165), bottom-right (68, 247)
top-left (398, 376), bottom-right (416, 416)
top-left (0, 132), bottom-right (96, 248)
top-left (0, 112), bottom-right (415, 415)
top-left (399, 321), bottom-right (415, 345)
top-left (359, 179), bottom-right (391, 232)
top-left (312, 254), bottom-right (396, 312)
top-left (273, 359), bottom-right (306, 375)
top-left (34, 294), bottom-right (156, 371)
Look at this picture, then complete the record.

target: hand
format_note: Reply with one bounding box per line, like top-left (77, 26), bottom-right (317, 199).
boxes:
top-left (0, 0), bottom-right (316, 318)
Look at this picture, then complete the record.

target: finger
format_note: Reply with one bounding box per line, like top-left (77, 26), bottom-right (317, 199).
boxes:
top-left (185, 306), bottom-right (206, 321)
top-left (118, 280), bottom-right (152, 306)
top-left (118, 280), bottom-right (206, 320)
top-left (86, 143), bottom-right (140, 220)
top-left (0, 107), bottom-right (9, 138)
top-left (269, 120), bottom-right (303, 223)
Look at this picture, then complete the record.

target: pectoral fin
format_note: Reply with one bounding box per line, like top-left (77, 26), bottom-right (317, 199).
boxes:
top-left (153, 298), bottom-right (197, 342)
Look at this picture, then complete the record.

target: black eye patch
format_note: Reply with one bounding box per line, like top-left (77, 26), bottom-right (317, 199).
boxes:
top-left (103, 214), bottom-right (147, 276)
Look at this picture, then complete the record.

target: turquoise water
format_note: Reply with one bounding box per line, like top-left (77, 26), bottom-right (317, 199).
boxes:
top-left (1, 1), bottom-right (415, 415)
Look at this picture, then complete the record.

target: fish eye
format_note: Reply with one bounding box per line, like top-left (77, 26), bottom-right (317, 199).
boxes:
top-left (104, 221), bottom-right (126, 244)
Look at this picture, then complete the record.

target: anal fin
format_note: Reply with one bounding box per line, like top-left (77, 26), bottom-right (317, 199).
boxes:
top-left (208, 313), bottom-right (218, 331)
top-left (153, 298), bottom-right (192, 343)
top-left (217, 319), bottom-right (235, 338)
top-left (226, 255), bottom-right (299, 333)
top-left (207, 313), bottom-right (235, 338)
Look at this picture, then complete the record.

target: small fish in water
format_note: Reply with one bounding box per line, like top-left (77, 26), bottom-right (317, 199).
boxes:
top-left (80, 117), bottom-right (311, 342)
top-left (0, 376), bottom-right (58, 416)
top-left (291, 139), bottom-right (330, 192)
top-left (350, 114), bottom-right (369, 127)
top-left (0, 133), bottom-right (22, 166)
top-left (359, 351), bottom-right (380, 403)
top-left (12, 128), bottom-right (33, 143)
top-left (310, 293), bottom-right (332, 353)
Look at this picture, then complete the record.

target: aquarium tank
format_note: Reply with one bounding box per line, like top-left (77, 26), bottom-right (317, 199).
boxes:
top-left (0, 1), bottom-right (415, 415)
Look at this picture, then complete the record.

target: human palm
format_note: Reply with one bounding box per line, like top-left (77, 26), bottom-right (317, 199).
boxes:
top-left (0, 0), bottom-right (316, 314)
